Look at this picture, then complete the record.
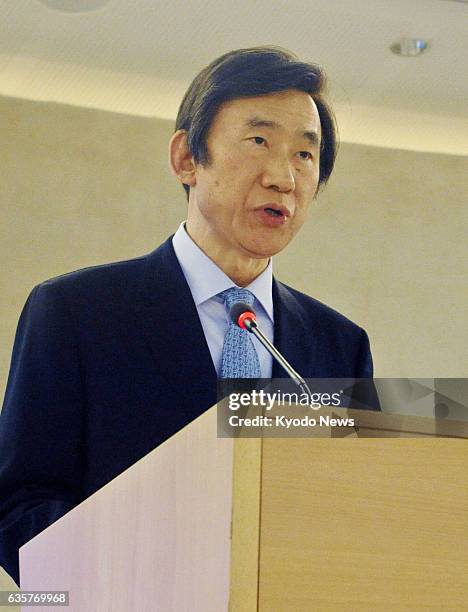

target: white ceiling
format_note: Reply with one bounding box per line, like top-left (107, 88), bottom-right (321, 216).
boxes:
top-left (1, 0), bottom-right (467, 154)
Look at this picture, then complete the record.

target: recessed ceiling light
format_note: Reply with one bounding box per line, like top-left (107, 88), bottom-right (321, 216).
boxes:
top-left (390, 37), bottom-right (429, 57)
top-left (37, 0), bottom-right (110, 12)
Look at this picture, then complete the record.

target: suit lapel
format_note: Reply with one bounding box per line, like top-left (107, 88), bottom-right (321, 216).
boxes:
top-left (133, 238), bottom-right (218, 420)
top-left (272, 279), bottom-right (314, 379)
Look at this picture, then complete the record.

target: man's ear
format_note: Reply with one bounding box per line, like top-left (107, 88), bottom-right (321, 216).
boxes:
top-left (168, 130), bottom-right (197, 187)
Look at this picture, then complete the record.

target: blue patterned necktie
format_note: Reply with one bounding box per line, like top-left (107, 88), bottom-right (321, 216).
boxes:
top-left (220, 287), bottom-right (261, 378)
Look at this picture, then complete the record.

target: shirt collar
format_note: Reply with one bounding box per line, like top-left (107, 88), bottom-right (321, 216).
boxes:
top-left (172, 222), bottom-right (274, 322)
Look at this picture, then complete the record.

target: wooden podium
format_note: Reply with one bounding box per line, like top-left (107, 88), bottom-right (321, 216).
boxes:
top-left (20, 406), bottom-right (468, 611)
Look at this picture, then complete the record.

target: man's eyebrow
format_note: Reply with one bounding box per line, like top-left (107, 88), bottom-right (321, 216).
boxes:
top-left (245, 117), bottom-right (320, 148)
top-left (303, 131), bottom-right (320, 148)
top-left (246, 117), bottom-right (278, 129)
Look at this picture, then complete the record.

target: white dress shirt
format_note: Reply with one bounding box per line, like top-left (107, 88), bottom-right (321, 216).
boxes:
top-left (172, 222), bottom-right (274, 377)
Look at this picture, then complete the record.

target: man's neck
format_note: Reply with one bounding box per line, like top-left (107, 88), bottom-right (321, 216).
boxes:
top-left (184, 223), bottom-right (269, 287)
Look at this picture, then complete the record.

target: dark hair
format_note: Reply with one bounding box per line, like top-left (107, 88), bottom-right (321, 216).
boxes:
top-left (175, 46), bottom-right (338, 199)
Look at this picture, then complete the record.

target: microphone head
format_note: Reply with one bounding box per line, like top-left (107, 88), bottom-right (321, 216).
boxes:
top-left (229, 302), bottom-right (257, 329)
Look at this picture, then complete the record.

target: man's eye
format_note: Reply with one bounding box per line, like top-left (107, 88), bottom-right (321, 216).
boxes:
top-left (298, 151), bottom-right (313, 160)
top-left (251, 136), bottom-right (266, 145)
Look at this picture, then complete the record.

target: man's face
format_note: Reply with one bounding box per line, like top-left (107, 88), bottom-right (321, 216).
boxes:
top-left (188, 89), bottom-right (321, 260)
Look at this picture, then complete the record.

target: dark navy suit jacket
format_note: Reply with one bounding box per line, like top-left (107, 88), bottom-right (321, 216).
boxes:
top-left (0, 237), bottom-right (375, 584)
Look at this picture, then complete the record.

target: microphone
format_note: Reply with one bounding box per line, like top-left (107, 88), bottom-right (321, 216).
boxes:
top-left (229, 302), bottom-right (312, 397)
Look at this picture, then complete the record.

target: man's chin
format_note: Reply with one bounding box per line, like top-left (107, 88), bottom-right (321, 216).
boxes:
top-left (241, 238), bottom-right (290, 259)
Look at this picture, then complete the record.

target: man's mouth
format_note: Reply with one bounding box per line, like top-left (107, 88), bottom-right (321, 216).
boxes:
top-left (262, 205), bottom-right (290, 218)
top-left (253, 204), bottom-right (291, 226)
top-left (265, 207), bottom-right (283, 217)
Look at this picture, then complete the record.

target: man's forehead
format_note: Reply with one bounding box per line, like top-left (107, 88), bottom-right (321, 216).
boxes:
top-left (215, 90), bottom-right (321, 138)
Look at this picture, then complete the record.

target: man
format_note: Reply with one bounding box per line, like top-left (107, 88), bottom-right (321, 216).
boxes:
top-left (0, 47), bottom-right (376, 585)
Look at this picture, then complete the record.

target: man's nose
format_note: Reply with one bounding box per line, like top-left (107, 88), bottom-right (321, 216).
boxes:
top-left (260, 154), bottom-right (295, 193)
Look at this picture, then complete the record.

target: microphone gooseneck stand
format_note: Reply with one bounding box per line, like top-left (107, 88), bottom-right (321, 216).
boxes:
top-left (229, 302), bottom-right (313, 398)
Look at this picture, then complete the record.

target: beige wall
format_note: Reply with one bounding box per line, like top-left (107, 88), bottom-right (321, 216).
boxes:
top-left (1, 93), bottom-right (467, 408)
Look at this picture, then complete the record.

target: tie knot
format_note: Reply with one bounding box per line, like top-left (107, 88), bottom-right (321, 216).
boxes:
top-left (220, 287), bottom-right (255, 311)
